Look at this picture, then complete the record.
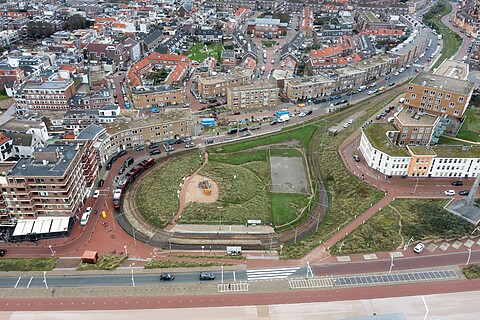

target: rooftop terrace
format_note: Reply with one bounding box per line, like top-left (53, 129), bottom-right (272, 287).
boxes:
top-left (363, 123), bottom-right (409, 157)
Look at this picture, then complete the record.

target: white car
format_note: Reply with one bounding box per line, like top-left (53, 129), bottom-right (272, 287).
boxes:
top-left (367, 90), bottom-right (374, 95)
top-left (343, 123), bottom-right (349, 128)
top-left (298, 112), bottom-right (307, 117)
top-left (413, 243), bottom-right (425, 253)
top-left (348, 119), bottom-right (354, 124)
top-left (444, 190), bottom-right (456, 196)
top-left (85, 207), bottom-right (93, 215)
top-left (93, 190), bottom-right (100, 199)
top-left (394, 72), bottom-right (399, 76)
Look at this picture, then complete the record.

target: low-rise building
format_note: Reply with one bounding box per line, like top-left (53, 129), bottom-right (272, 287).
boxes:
top-left (359, 123), bottom-right (480, 177)
top-left (227, 81), bottom-right (278, 110)
top-left (247, 17), bottom-right (287, 38)
top-left (102, 110), bottom-right (193, 159)
top-left (197, 68), bottom-right (252, 98)
top-left (0, 134), bottom-right (13, 161)
top-left (131, 85), bottom-right (186, 109)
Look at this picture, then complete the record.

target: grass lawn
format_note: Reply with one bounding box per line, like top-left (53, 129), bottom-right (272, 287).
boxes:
top-left (271, 193), bottom-right (310, 226)
top-left (187, 44), bottom-right (223, 63)
top-left (268, 147), bottom-right (303, 158)
top-left (262, 40), bottom-right (276, 48)
top-left (424, 0), bottom-right (462, 69)
top-left (181, 157), bottom-right (272, 225)
top-left (0, 258), bottom-right (57, 271)
top-left (136, 152), bottom-right (204, 228)
top-left (329, 198), bottom-right (474, 255)
top-left (77, 255), bottom-right (127, 271)
top-left (437, 136), bottom-right (469, 145)
top-left (456, 108), bottom-right (480, 141)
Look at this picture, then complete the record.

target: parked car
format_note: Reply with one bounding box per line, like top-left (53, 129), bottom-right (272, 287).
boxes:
top-left (93, 190), bottom-right (100, 199)
top-left (149, 149), bottom-right (161, 155)
top-left (452, 180), bottom-right (464, 186)
top-left (238, 127), bottom-right (248, 132)
top-left (160, 273), bottom-right (175, 281)
top-left (117, 150), bottom-right (127, 157)
top-left (149, 143), bottom-right (159, 149)
top-left (305, 110), bottom-right (313, 115)
top-left (164, 144), bottom-right (175, 152)
top-left (185, 142), bottom-right (196, 148)
top-left (135, 146), bottom-right (145, 151)
top-left (444, 190), bottom-right (456, 196)
top-left (413, 243), bottom-right (425, 253)
top-left (270, 120), bottom-right (278, 125)
top-left (205, 139), bottom-right (214, 145)
top-left (340, 99), bottom-right (348, 104)
top-left (183, 137), bottom-right (192, 143)
top-left (0, 249), bottom-right (6, 257)
top-left (208, 98), bottom-right (217, 103)
top-left (98, 179), bottom-right (105, 187)
top-left (353, 154), bottom-right (360, 162)
top-left (106, 162), bottom-right (112, 170)
top-left (199, 272), bottom-right (215, 281)
top-left (227, 128), bottom-right (239, 134)
top-left (298, 112), bottom-right (307, 117)
top-left (327, 97), bottom-right (334, 101)
top-left (459, 190), bottom-right (470, 196)
top-left (118, 166), bottom-right (125, 174)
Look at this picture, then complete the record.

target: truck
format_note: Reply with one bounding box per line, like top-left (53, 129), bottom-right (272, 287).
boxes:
top-left (277, 114), bottom-right (290, 122)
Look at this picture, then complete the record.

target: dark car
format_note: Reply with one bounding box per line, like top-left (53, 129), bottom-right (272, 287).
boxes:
top-left (327, 97), bottom-right (334, 101)
top-left (376, 115), bottom-right (381, 120)
top-left (0, 249), bottom-right (6, 257)
top-left (346, 92), bottom-right (353, 96)
top-left (340, 99), bottom-right (348, 104)
top-left (312, 98), bottom-right (321, 104)
top-left (175, 139), bottom-right (183, 144)
top-left (270, 120), bottom-right (278, 125)
top-left (306, 110), bottom-right (313, 115)
top-left (135, 146), bottom-right (145, 151)
top-left (389, 82), bottom-right (396, 86)
top-left (335, 95), bottom-right (341, 99)
top-left (117, 150), bottom-right (127, 157)
top-left (208, 98), bottom-right (217, 103)
top-left (149, 143), bottom-right (159, 149)
top-left (227, 128), bottom-right (239, 134)
top-left (452, 180), bottom-right (464, 186)
top-left (205, 139), bottom-right (214, 145)
top-left (200, 272), bottom-right (215, 281)
top-left (149, 149), bottom-right (161, 155)
top-left (385, 75), bottom-right (391, 80)
top-left (166, 140), bottom-right (175, 145)
top-left (213, 102), bottom-right (222, 106)
top-left (334, 101), bottom-right (341, 105)
top-left (238, 127), bottom-right (248, 132)
top-left (98, 179), bottom-right (105, 187)
top-left (319, 98), bottom-right (327, 103)
top-left (198, 106), bottom-right (207, 111)
top-left (118, 166), bottom-right (125, 174)
top-left (106, 162), bottom-right (112, 170)
top-left (459, 190), bottom-right (470, 196)
top-left (160, 273), bottom-right (175, 281)
top-left (353, 154), bottom-right (360, 162)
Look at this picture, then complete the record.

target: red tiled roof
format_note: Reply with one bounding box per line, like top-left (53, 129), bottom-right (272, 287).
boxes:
top-left (0, 133), bottom-right (10, 144)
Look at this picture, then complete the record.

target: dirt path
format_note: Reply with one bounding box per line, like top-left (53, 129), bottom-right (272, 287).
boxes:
top-left (165, 153), bottom-right (209, 231)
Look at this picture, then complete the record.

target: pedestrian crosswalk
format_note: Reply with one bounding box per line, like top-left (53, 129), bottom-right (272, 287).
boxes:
top-left (246, 267), bottom-right (301, 281)
top-left (217, 282), bottom-right (249, 293)
top-left (289, 277), bottom-right (334, 289)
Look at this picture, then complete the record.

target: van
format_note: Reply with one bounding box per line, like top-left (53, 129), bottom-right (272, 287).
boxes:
top-left (124, 156), bottom-right (134, 167)
top-left (358, 85), bottom-right (367, 92)
top-left (80, 207), bottom-right (92, 226)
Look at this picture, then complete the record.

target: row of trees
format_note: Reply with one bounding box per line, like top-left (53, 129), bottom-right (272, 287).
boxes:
top-left (25, 14), bottom-right (88, 39)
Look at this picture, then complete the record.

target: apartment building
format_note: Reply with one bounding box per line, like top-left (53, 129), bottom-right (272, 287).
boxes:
top-left (0, 134), bottom-right (13, 161)
top-left (102, 110), bottom-right (193, 159)
top-left (393, 108), bottom-right (439, 146)
top-left (359, 123), bottom-right (480, 177)
top-left (404, 72), bottom-right (475, 119)
top-left (247, 17), bottom-right (287, 38)
top-left (63, 105), bottom-right (120, 132)
top-left (227, 81), bottom-right (278, 110)
top-left (17, 79), bottom-right (76, 111)
top-left (131, 85), bottom-right (186, 109)
top-left (197, 68), bottom-right (252, 98)
top-left (0, 144), bottom-right (89, 222)
top-left (69, 89), bottom-right (113, 110)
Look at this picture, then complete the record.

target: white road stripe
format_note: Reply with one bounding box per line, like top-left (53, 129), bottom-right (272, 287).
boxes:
top-left (248, 275), bottom-right (291, 280)
top-left (247, 267), bottom-right (300, 273)
top-left (26, 277), bottom-right (33, 288)
top-left (247, 267), bottom-right (301, 281)
top-left (14, 277), bottom-right (21, 288)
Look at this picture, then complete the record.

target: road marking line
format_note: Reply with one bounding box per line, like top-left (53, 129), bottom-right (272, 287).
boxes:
top-left (14, 277), bottom-right (21, 288)
top-left (26, 277), bottom-right (33, 288)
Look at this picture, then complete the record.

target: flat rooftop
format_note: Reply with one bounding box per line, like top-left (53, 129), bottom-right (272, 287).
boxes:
top-left (431, 145), bottom-right (480, 158)
top-left (363, 123), bottom-right (409, 157)
top-left (390, 27), bottom-right (429, 57)
top-left (395, 108), bottom-right (438, 126)
top-left (229, 81), bottom-right (277, 92)
top-left (104, 109), bottom-right (192, 135)
top-left (410, 72), bottom-right (475, 96)
top-left (9, 144), bottom-right (79, 177)
top-left (24, 80), bottom-right (73, 90)
top-left (131, 85), bottom-right (180, 94)
top-left (434, 60), bottom-right (469, 80)
top-left (198, 69), bottom-right (252, 85)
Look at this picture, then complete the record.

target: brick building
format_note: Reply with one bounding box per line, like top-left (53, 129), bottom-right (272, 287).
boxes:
top-left (227, 81), bottom-right (278, 110)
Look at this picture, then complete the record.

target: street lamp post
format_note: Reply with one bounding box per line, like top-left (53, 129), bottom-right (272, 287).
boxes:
top-left (43, 271), bottom-right (48, 289)
top-left (221, 265), bottom-right (224, 285)
top-left (467, 247), bottom-right (472, 265)
top-left (48, 245), bottom-right (55, 257)
top-left (124, 245), bottom-right (128, 256)
top-left (279, 244), bottom-right (283, 257)
top-left (404, 237), bottom-right (414, 251)
top-left (201, 245), bottom-right (205, 255)
top-left (389, 255), bottom-right (394, 273)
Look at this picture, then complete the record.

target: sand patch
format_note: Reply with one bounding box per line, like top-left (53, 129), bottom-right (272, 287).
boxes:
top-left (184, 175), bottom-right (219, 204)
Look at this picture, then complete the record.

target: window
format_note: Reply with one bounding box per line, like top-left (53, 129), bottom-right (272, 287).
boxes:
top-left (430, 91), bottom-right (436, 96)
top-left (458, 97), bottom-right (464, 103)
top-left (407, 86), bottom-right (413, 91)
top-left (449, 102), bottom-right (455, 108)
top-left (437, 92), bottom-right (443, 98)
top-left (445, 94), bottom-right (451, 100)
top-left (411, 93), bottom-right (417, 99)
top-left (441, 107), bottom-right (447, 113)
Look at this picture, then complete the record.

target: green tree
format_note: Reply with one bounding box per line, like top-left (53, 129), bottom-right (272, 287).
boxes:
top-left (67, 14), bottom-right (87, 31)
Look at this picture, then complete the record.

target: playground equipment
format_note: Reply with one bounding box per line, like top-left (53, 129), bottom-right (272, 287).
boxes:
top-left (198, 178), bottom-right (212, 196)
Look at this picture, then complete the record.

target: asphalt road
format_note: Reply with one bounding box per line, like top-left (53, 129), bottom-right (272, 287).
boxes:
top-left (0, 267), bottom-right (311, 289)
